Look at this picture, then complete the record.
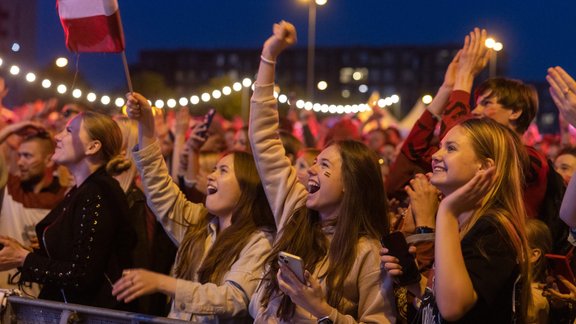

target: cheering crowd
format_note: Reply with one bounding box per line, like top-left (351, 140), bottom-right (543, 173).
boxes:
top-left (1, 21), bottom-right (576, 324)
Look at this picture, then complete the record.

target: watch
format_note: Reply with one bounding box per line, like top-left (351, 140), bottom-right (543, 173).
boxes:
top-left (317, 316), bottom-right (333, 324)
top-left (415, 226), bottom-right (435, 234)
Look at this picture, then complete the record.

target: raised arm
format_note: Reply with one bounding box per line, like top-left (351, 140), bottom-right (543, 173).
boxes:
top-left (426, 50), bottom-right (461, 118)
top-left (434, 168), bottom-right (494, 321)
top-left (126, 93), bottom-right (206, 244)
top-left (546, 67), bottom-right (576, 228)
top-left (547, 66), bottom-right (576, 128)
top-left (453, 28), bottom-right (489, 93)
top-left (249, 21), bottom-right (306, 231)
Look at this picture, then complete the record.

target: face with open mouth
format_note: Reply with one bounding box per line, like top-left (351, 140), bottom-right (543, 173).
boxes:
top-left (305, 145), bottom-right (344, 218)
top-left (430, 125), bottom-right (483, 195)
top-left (205, 154), bottom-right (241, 218)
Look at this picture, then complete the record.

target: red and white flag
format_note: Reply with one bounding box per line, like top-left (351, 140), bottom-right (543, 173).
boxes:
top-left (57, 0), bottom-right (125, 53)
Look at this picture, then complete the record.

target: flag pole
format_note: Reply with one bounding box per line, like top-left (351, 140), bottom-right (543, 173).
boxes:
top-left (116, 3), bottom-right (133, 93)
top-left (121, 51), bottom-right (133, 93)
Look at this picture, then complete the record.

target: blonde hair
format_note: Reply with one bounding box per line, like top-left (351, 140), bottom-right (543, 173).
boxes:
top-left (458, 118), bottom-right (532, 322)
top-left (113, 115), bottom-right (138, 192)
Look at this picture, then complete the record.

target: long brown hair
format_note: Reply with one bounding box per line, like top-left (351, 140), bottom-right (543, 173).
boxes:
top-left (261, 140), bottom-right (389, 320)
top-left (458, 118), bottom-right (532, 322)
top-left (173, 151), bottom-right (275, 284)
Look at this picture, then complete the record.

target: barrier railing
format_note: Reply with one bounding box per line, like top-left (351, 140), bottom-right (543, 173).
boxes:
top-left (2, 296), bottom-right (191, 324)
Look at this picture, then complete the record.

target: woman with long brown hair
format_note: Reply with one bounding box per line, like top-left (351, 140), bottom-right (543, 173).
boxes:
top-left (248, 21), bottom-right (396, 323)
top-left (111, 93), bottom-right (276, 323)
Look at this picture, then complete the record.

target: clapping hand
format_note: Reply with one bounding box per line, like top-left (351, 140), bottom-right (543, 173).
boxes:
top-left (546, 67), bottom-right (576, 127)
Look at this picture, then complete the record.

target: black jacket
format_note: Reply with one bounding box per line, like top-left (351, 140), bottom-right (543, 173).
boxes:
top-left (21, 166), bottom-right (136, 309)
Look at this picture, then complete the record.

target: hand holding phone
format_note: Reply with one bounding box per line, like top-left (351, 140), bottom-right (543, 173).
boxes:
top-left (546, 253), bottom-right (576, 294)
top-left (197, 109), bottom-right (216, 139)
top-left (278, 251), bottom-right (305, 283)
top-left (381, 231), bottom-right (421, 286)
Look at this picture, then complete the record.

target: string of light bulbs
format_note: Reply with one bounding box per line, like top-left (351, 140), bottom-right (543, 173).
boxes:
top-left (0, 55), bottom-right (400, 115)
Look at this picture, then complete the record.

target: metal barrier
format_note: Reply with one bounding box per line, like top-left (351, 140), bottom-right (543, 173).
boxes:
top-left (2, 296), bottom-right (191, 324)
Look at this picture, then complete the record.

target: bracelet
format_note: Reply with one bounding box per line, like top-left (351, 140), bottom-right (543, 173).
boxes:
top-left (317, 315), bottom-right (333, 324)
top-left (260, 55), bottom-right (277, 65)
top-left (253, 81), bottom-right (275, 88)
top-left (415, 226), bottom-right (435, 234)
top-left (183, 177), bottom-right (197, 189)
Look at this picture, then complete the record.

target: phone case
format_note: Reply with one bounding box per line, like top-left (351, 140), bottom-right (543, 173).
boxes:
top-left (381, 231), bottom-right (421, 286)
top-left (545, 253), bottom-right (575, 294)
top-left (278, 251), bottom-right (305, 283)
top-left (198, 108), bottom-right (216, 139)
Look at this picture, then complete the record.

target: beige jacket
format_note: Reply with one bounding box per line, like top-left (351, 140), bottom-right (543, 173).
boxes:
top-left (134, 141), bottom-right (274, 323)
top-left (248, 84), bottom-right (397, 323)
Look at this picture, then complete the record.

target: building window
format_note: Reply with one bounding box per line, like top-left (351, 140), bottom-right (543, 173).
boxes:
top-left (382, 52), bottom-right (395, 65)
top-left (216, 54), bottom-right (225, 67)
top-left (229, 54), bottom-right (239, 65)
top-left (340, 67), bottom-right (354, 84)
top-left (401, 69), bottom-right (414, 82)
top-left (383, 69), bottom-right (395, 83)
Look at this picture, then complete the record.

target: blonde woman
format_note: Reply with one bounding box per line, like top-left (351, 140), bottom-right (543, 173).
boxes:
top-left (382, 118), bottom-right (532, 323)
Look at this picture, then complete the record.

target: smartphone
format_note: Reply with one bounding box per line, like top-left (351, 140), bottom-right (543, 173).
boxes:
top-left (545, 253), bottom-right (576, 294)
top-left (278, 251), bottom-right (305, 283)
top-left (381, 231), bottom-right (421, 286)
top-left (197, 108), bottom-right (216, 139)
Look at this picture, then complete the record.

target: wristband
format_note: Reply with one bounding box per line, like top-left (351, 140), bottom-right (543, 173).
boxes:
top-left (415, 226), bottom-right (435, 234)
top-left (260, 55), bottom-right (277, 65)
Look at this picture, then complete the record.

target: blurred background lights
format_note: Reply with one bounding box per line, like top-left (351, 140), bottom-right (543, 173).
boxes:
top-left (87, 92), bottom-right (97, 102)
top-left (101, 95), bottom-right (111, 105)
top-left (179, 97), bottom-right (189, 106)
top-left (55, 57), bottom-right (69, 68)
top-left (154, 99), bottom-right (165, 108)
top-left (115, 97), bottom-right (125, 107)
top-left (56, 84), bottom-right (67, 94)
top-left (422, 94), bottom-right (433, 104)
top-left (9, 65), bottom-right (20, 75)
top-left (25, 72), bottom-right (36, 82)
top-left (166, 98), bottom-right (176, 108)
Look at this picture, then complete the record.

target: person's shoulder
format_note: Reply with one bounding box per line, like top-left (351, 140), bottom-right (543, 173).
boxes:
top-left (357, 236), bottom-right (383, 255)
top-left (80, 168), bottom-right (125, 199)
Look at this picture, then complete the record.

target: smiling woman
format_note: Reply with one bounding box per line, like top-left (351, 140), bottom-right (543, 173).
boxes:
top-left (383, 118), bottom-right (533, 323)
top-left (114, 92), bottom-right (276, 323)
top-left (248, 21), bottom-right (396, 323)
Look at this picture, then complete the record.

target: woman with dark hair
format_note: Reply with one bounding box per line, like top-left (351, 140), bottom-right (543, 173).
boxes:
top-left (0, 111), bottom-right (136, 309)
top-left (248, 21), bottom-right (395, 323)
top-left (112, 92), bottom-right (275, 323)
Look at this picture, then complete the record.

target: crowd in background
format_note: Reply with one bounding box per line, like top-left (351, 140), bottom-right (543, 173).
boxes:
top-left (0, 21), bottom-right (576, 324)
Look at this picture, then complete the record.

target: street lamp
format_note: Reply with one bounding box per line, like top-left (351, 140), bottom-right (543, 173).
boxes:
top-left (485, 37), bottom-right (503, 78)
top-left (300, 0), bottom-right (327, 101)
